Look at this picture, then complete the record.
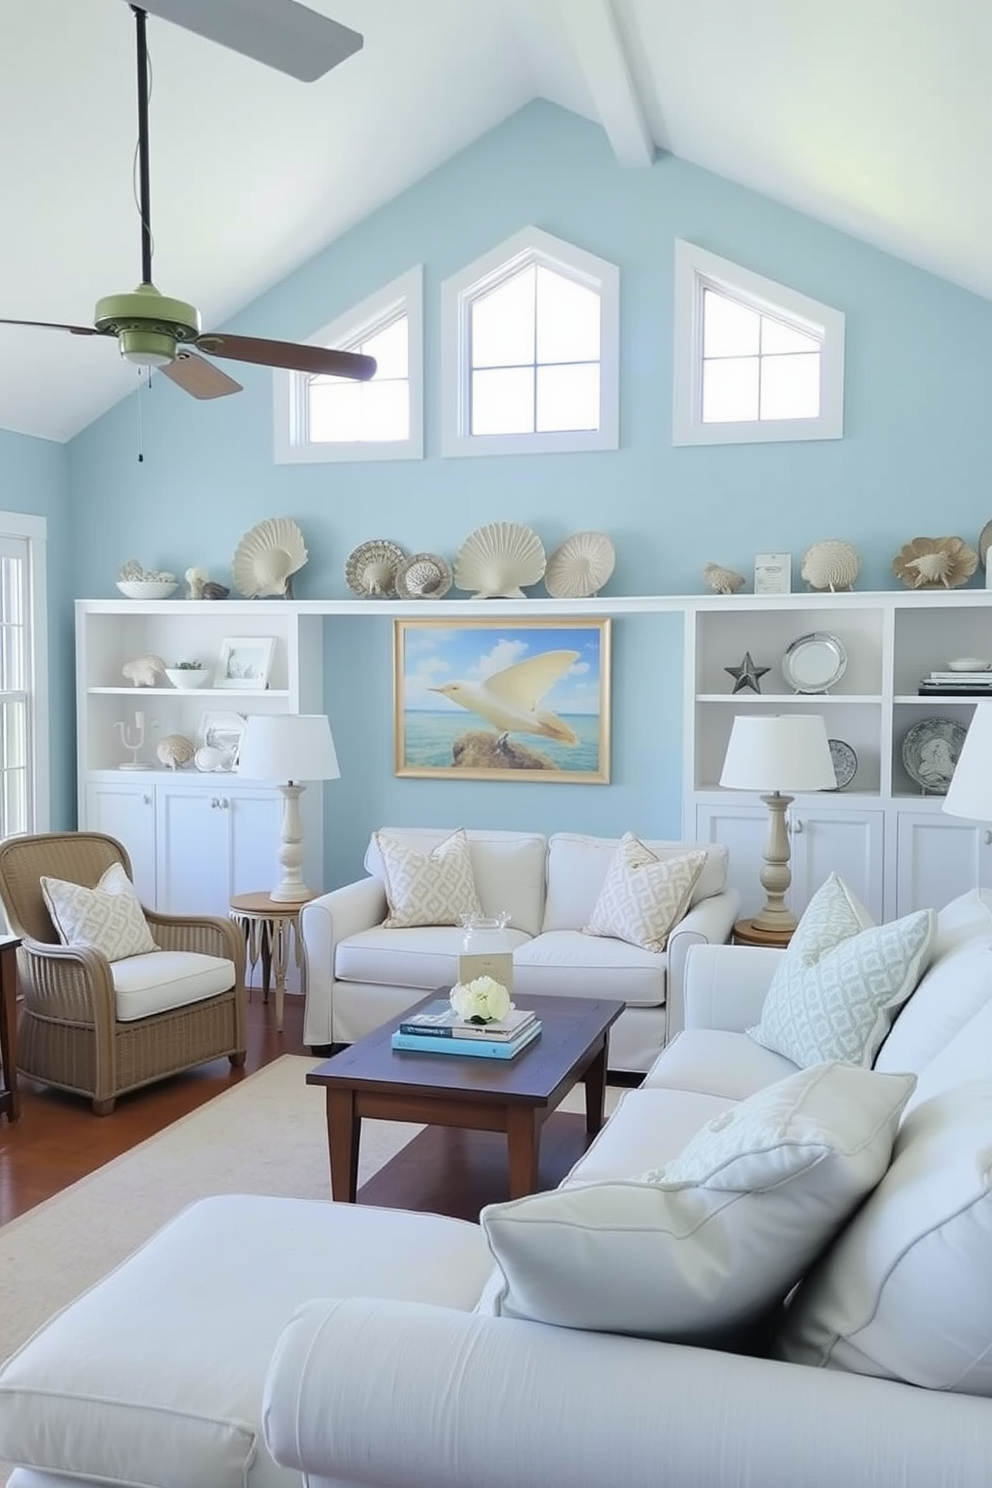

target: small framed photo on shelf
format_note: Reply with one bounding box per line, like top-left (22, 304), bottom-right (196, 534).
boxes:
top-left (754, 553), bottom-right (792, 595)
top-left (196, 711), bottom-right (247, 771)
top-left (214, 636), bottom-right (275, 690)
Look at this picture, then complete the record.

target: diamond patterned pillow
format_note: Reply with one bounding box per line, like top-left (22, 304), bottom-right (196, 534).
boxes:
top-left (583, 833), bottom-right (706, 952)
top-left (375, 827), bottom-right (482, 929)
top-left (41, 862), bottom-right (158, 961)
top-left (748, 873), bottom-right (935, 1068)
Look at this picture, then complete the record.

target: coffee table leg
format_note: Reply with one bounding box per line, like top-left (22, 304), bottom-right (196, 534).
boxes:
top-left (506, 1106), bottom-right (541, 1198)
top-left (584, 1037), bottom-right (608, 1135)
top-left (325, 1087), bottom-right (360, 1202)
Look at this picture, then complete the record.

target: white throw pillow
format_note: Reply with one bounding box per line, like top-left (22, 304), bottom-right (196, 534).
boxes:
top-left (777, 1080), bottom-right (992, 1393)
top-left (931, 887), bottom-right (992, 961)
top-left (583, 833), bottom-right (706, 953)
top-left (874, 936), bottom-right (992, 1077)
top-left (41, 861), bottom-right (158, 961)
top-left (480, 1062), bottom-right (914, 1342)
top-left (375, 827), bottom-right (482, 929)
top-left (748, 873), bottom-right (935, 1068)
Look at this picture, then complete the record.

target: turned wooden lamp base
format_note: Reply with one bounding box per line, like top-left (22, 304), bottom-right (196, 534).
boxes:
top-left (750, 790), bottom-right (798, 934)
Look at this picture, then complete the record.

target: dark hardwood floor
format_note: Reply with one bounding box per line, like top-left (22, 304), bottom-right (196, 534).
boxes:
top-left (0, 988), bottom-right (309, 1226)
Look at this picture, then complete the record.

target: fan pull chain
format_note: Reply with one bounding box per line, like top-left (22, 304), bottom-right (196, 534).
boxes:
top-left (134, 368), bottom-right (149, 463)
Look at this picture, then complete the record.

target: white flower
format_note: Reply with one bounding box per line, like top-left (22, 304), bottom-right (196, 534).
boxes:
top-left (450, 975), bottom-right (511, 1023)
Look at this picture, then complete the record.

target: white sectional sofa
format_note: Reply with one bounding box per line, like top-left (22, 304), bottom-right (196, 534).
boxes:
top-left (4, 885), bottom-right (992, 1488)
top-left (300, 827), bottom-right (740, 1073)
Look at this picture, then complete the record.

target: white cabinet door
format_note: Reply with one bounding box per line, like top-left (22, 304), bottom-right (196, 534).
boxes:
top-left (83, 781), bottom-right (157, 906)
top-left (789, 807), bottom-right (885, 921)
top-left (895, 811), bottom-right (989, 918)
top-left (694, 801), bottom-right (769, 921)
top-left (155, 783), bottom-right (283, 917)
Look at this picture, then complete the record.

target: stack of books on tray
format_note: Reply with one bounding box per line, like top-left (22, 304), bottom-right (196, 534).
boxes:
top-left (391, 1000), bottom-right (542, 1059)
top-left (918, 670), bottom-right (992, 697)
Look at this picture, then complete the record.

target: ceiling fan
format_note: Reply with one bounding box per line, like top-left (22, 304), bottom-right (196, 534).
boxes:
top-left (0, 2), bottom-right (375, 400)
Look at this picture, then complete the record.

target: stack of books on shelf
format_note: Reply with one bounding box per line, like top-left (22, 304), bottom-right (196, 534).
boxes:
top-left (918, 670), bottom-right (992, 697)
top-left (391, 1000), bottom-right (542, 1060)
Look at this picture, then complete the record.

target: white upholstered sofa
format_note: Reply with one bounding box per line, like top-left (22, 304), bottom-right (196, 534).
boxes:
top-left (4, 885), bottom-right (992, 1488)
top-left (299, 827), bottom-right (741, 1072)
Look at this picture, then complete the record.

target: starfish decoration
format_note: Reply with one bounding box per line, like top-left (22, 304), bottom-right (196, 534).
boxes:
top-left (725, 651), bottom-right (770, 695)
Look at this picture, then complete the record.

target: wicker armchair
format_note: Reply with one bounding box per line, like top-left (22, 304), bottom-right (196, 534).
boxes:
top-left (0, 831), bottom-right (246, 1114)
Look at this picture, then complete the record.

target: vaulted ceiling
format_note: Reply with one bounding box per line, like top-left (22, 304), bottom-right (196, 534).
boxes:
top-left (1, 0), bottom-right (986, 444)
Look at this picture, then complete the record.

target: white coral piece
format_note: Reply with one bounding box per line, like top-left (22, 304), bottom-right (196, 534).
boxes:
top-left (801, 540), bottom-right (860, 593)
top-left (122, 655), bottom-right (166, 687)
top-left (703, 562), bottom-right (746, 595)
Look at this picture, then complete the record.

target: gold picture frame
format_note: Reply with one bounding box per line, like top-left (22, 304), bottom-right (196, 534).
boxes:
top-left (394, 617), bottom-right (611, 782)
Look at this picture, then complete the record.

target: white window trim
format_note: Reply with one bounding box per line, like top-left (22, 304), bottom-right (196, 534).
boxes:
top-left (672, 240), bottom-right (845, 446)
top-left (440, 226), bottom-right (619, 458)
top-left (273, 266), bottom-right (423, 464)
top-left (0, 510), bottom-right (49, 835)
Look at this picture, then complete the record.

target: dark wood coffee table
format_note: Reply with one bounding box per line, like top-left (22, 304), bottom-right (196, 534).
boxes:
top-left (307, 992), bottom-right (624, 1203)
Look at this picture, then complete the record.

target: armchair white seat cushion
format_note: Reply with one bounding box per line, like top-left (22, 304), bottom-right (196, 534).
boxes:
top-left (112, 951), bottom-right (238, 1021)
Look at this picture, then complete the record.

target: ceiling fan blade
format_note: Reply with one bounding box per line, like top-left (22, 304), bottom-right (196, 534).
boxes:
top-left (158, 349), bottom-right (243, 399)
top-left (135, 0), bottom-right (363, 81)
top-left (195, 332), bottom-right (376, 381)
top-left (0, 317), bottom-right (104, 337)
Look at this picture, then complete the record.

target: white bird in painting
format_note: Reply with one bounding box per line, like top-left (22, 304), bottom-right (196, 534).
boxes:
top-left (430, 650), bottom-right (580, 745)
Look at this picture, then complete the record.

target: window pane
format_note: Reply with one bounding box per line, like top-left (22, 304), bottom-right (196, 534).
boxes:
top-left (358, 315), bottom-right (407, 379)
top-left (0, 556), bottom-right (21, 624)
top-left (472, 267), bottom-right (536, 368)
top-left (761, 316), bottom-right (820, 354)
top-left (361, 381), bottom-right (410, 441)
top-left (471, 367), bottom-right (535, 434)
top-left (703, 290), bottom-right (760, 357)
top-left (0, 699), bottom-right (27, 838)
top-left (536, 267), bottom-right (600, 363)
top-left (760, 352), bottom-right (820, 419)
top-left (702, 357), bottom-right (760, 422)
top-left (536, 363), bottom-right (600, 431)
top-left (309, 381), bottom-right (362, 441)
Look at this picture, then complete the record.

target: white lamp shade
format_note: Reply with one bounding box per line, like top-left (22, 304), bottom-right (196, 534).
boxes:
top-left (944, 703), bottom-right (992, 821)
top-left (720, 714), bottom-right (835, 792)
top-left (236, 714), bottom-right (340, 783)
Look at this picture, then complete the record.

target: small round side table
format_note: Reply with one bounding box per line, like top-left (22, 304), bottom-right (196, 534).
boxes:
top-left (732, 917), bottom-right (795, 950)
top-left (229, 891), bottom-right (319, 1033)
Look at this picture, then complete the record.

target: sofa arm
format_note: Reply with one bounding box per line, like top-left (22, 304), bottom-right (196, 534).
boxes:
top-left (683, 942), bottom-right (785, 1032)
top-left (665, 887), bottom-right (741, 1037)
top-left (299, 876), bottom-right (387, 1045)
top-left (264, 1298), bottom-right (992, 1488)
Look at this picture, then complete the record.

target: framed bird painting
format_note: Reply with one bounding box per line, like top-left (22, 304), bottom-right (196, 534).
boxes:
top-left (393, 618), bottom-right (611, 782)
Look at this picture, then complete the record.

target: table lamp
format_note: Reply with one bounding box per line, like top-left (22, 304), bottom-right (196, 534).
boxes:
top-left (943, 702), bottom-right (992, 825)
top-left (236, 713), bottom-right (340, 902)
top-left (719, 713), bottom-right (836, 933)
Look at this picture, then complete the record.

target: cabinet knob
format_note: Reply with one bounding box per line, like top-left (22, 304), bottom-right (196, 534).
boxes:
top-left (985, 830), bottom-right (992, 846)
top-left (210, 797), bottom-right (219, 809)
top-left (143, 794), bottom-right (151, 806)
top-left (792, 819), bottom-right (804, 834)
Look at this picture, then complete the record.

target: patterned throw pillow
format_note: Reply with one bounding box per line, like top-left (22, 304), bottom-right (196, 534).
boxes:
top-left (375, 827), bottom-right (482, 929)
top-left (41, 862), bottom-right (158, 961)
top-left (583, 833), bottom-right (706, 952)
top-left (748, 873), bottom-right (935, 1068)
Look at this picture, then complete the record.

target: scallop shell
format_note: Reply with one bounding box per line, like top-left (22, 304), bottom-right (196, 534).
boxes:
top-left (801, 539), bottom-right (860, 593)
top-left (345, 539), bottom-right (406, 598)
top-left (978, 519), bottom-right (992, 570)
top-left (156, 734), bottom-right (195, 770)
top-left (122, 654), bottom-right (166, 687)
top-left (232, 517), bottom-right (308, 598)
top-left (893, 536), bottom-right (978, 590)
top-left (454, 522), bottom-right (546, 599)
top-left (394, 552), bottom-right (453, 600)
top-left (702, 562), bottom-right (746, 596)
top-left (544, 532), bottom-right (615, 598)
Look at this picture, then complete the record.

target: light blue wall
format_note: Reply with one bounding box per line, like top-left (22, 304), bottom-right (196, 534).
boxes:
top-left (64, 100), bottom-right (992, 881)
top-left (0, 428), bottom-right (72, 827)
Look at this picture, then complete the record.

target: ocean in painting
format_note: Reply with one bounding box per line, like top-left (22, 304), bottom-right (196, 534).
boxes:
top-left (402, 712), bottom-right (602, 773)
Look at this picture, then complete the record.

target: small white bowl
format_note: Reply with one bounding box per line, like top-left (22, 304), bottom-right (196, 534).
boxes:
top-left (116, 580), bottom-right (178, 600)
top-left (164, 668), bottom-right (212, 690)
top-left (947, 657), bottom-right (991, 671)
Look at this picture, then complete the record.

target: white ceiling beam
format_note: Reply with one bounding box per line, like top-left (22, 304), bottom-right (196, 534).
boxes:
top-left (556, 0), bottom-right (654, 167)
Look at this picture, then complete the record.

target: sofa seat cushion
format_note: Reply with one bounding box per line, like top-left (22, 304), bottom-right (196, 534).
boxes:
top-left (642, 1028), bottom-right (799, 1101)
top-left (512, 929), bottom-right (665, 1007)
top-left (480, 1064), bottom-right (914, 1343)
top-left (777, 1081), bottom-right (992, 1393)
top-left (365, 828), bottom-right (547, 936)
top-left (542, 833), bottom-right (728, 932)
top-left (0, 1195), bottom-right (493, 1488)
top-left (111, 951), bottom-right (236, 1021)
top-left (335, 924), bottom-right (532, 992)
